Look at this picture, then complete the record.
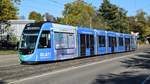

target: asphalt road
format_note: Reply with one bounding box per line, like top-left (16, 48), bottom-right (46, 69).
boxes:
top-left (0, 45), bottom-right (149, 67)
top-left (0, 54), bottom-right (19, 67)
top-left (10, 51), bottom-right (150, 84)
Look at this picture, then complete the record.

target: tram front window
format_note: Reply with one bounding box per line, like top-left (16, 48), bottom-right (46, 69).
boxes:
top-left (19, 26), bottom-right (40, 55)
top-left (20, 34), bottom-right (38, 49)
top-left (19, 33), bottom-right (38, 55)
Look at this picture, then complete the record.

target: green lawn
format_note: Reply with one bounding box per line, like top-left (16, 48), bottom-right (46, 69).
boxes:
top-left (0, 50), bottom-right (17, 55)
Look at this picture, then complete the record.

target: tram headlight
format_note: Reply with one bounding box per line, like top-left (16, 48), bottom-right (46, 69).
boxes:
top-left (19, 48), bottom-right (34, 55)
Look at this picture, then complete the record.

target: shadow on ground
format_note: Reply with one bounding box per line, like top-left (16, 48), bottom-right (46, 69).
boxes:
top-left (92, 51), bottom-right (150, 84)
top-left (0, 80), bottom-right (6, 84)
top-left (92, 71), bottom-right (148, 84)
top-left (121, 51), bottom-right (150, 69)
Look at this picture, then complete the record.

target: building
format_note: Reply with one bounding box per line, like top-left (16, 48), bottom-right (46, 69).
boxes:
top-left (0, 20), bottom-right (35, 41)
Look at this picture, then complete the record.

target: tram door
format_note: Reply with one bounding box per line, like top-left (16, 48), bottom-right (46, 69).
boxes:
top-left (125, 38), bottom-right (128, 51)
top-left (125, 38), bottom-right (130, 51)
top-left (112, 37), bottom-right (116, 53)
top-left (80, 34), bottom-right (86, 56)
top-left (90, 35), bottom-right (94, 55)
top-left (109, 37), bottom-right (116, 53)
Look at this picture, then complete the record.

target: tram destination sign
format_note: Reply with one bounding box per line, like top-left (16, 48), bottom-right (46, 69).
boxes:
top-left (25, 27), bottom-right (41, 30)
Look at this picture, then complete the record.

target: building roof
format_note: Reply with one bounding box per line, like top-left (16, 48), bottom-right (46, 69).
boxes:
top-left (8, 20), bottom-right (35, 24)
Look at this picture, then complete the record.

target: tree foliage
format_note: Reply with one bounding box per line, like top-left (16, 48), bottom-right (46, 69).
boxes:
top-left (0, 0), bottom-right (19, 21)
top-left (11, 0), bottom-right (21, 3)
top-left (61, 0), bottom-right (96, 28)
top-left (44, 12), bottom-right (56, 22)
top-left (98, 0), bottom-right (129, 33)
top-left (28, 11), bottom-right (43, 22)
top-left (129, 10), bottom-right (150, 39)
top-left (0, 0), bottom-right (21, 46)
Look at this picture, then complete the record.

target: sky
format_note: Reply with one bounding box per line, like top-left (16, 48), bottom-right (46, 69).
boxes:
top-left (18, 0), bottom-right (150, 19)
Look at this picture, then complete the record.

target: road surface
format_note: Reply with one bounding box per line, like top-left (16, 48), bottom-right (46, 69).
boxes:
top-left (10, 51), bottom-right (150, 84)
top-left (0, 45), bottom-right (149, 67)
top-left (0, 54), bottom-right (19, 67)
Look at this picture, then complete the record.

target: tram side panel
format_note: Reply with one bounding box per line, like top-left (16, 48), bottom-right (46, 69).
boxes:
top-left (96, 30), bottom-right (107, 55)
top-left (130, 36), bottom-right (137, 51)
top-left (116, 33), bottom-right (125, 52)
top-left (124, 34), bottom-right (131, 52)
top-left (52, 24), bottom-right (78, 60)
top-left (107, 31), bottom-right (118, 53)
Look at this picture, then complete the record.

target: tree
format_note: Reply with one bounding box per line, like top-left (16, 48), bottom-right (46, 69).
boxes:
top-left (129, 10), bottom-right (150, 39)
top-left (28, 11), bottom-right (43, 22)
top-left (61, 0), bottom-right (96, 28)
top-left (19, 15), bottom-right (26, 20)
top-left (0, 0), bottom-right (20, 21)
top-left (98, 0), bottom-right (129, 33)
top-left (0, 0), bottom-right (20, 37)
top-left (11, 0), bottom-right (21, 3)
top-left (91, 13), bottom-right (108, 30)
top-left (0, 0), bottom-right (21, 49)
top-left (56, 17), bottom-right (63, 24)
top-left (44, 12), bottom-right (56, 22)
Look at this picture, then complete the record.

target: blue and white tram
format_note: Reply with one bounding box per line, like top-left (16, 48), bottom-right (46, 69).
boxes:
top-left (18, 21), bottom-right (137, 64)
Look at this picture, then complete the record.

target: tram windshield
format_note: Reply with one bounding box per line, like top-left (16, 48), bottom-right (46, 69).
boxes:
top-left (19, 25), bottom-right (41, 55)
top-left (20, 32), bottom-right (38, 49)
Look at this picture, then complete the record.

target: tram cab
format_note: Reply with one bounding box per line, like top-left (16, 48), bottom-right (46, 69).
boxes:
top-left (19, 22), bottom-right (77, 63)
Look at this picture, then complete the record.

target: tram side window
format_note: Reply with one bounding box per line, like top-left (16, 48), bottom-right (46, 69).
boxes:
top-left (131, 37), bottom-right (134, 44)
top-left (113, 37), bottom-right (117, 47)
top-left (86, 35), bottom-right (90, 48)
top-left (99, 36), bottom-right (105, 47)
top-left (38, 31), bottom-right (50, 48)
top-left (128, 38), bottom-right (131, 45)
top-left (125, 38), bottom-right (130, 45)
top-left (80, 34), bottom-right (86, 47)
top-left (114, 37), bottom-right (117, 47)
top-left (68, 34), bottom-right (75, 48)
top-left (109, 37), bottom-right (117, 47)
top-left (119, 37), bottom-right (123, 46)
top-left (108, 37), bottom-right (112, 47)
top-left (90, 35), bottom-right (94, 47)
top-left (55, 32), bottom-right (75, 49)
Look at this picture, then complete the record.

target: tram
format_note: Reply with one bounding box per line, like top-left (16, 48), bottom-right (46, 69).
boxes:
top-left (18, 22), bottom-right (137, 64)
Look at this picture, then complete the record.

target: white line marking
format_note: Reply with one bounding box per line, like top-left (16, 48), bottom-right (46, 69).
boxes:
top-left (141, 75), bottom-right (150, 84)
top-left (9, 53), bottom-right (136, 84)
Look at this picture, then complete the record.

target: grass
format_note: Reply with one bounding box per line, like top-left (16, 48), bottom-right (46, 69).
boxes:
top-left (0, 50), bottom-right (17, 55)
